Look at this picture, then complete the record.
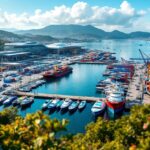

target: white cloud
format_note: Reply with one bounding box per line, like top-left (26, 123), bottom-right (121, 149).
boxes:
top-left (0, 1), bottom-right (147, 31)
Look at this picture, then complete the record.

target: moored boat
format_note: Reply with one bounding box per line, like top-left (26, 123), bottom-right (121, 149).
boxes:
top-left (42, 100), bottom-right (51, 110)
top-left (78, 101), bottom-right (86, 110)
top-left (0, 96), bottom-right (8, 105)
top-left (43, 65), bottom-right (73, 79)
top-left (3, 96), bottom-right (17, 106)
top-left (20, 97), bottom-right (34, 108)
top-left (106, 93), bottom-right (125, 117)
top-left (47, 99), bottom-right (59, 110)
top-left (56, 100), bottom-right (63, 108)
top-left (12, 96), bottom-right (26, 106)
top-left (91, 101), bottom-right (106, 115)
top-left (68, 101), bottom-right (79, 111)
top-left (61, 98), bottom-right (72, 110)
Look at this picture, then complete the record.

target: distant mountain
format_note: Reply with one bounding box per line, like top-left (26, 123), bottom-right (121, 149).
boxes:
top-left (0, 30), bottom-right (58, 43)
top-left (108, 30), bottom-right (128, 39)
top-left (17, 25), bottom-right (106, 40)
top-left (0, 30), bottom-right (22, 41)
top-left (17, 25), bottom-right (150, 40)
top-left (129, 31), bottom-right (150, 38)
top-left (1, 25), bottom-right (150, 43)
top-left (23, 34), bottom-right (57, 43)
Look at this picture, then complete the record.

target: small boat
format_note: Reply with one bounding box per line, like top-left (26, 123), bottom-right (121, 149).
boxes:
top-left (21, 97), bottom-right (34, 108)
top-left (3, 96), bottom-right (17, 106)
top-left (56, 100), bottom-right (63, 108)
top-left (61, 98), bottom-right (72, 110)
top-left (78, 101), bottom-right (86, 110)
top-left (19, 86), bottom-right (31, 92)
top-left (68, 101), bottom-right (79, 111)
top-left (91, 101), bottom-right (106, 115)
top-left (42, 100), bottom-right (51, 110)
top-left (47, 99), bottom-right (59, 110)
top-left (12, 96), bottom-right (26, 106)
top-left (0, 96), bottom-right (8, 105)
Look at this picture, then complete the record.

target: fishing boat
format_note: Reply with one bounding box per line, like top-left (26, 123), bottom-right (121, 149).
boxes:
top-left (0, 96), bottom-right (8, 105)
top-left (3, 96), bottom-right (17, 106)
top-left (42, 100), bottom-right (51, 110)
top-left (61, 98), bottom-right (72, 110)
top-left (68, 101), bottom-right (79, 111)
top-left (43, 65), bottom-right (73, 79)
top-left (56, 100), bottom-right (63, 108)
top-left (12, 96), bottom-right (26, 106)
top-left (47, 99), bottom-right (59, 110)
top-left (91, 101), bottom-right (106, 115)
top-left (78, 101), bottom-right (86, 110)
top-left (20, 97), bottom-right (34, 108)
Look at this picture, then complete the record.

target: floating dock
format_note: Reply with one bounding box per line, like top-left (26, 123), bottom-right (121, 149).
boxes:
top-left (6, 91), bottom-right (105, 102)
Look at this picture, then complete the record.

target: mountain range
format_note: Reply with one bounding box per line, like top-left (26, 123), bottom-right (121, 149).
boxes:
top-left (1, 25), bottom-right (150, 43)
top-left (16, 25), bottom-right (150, 40)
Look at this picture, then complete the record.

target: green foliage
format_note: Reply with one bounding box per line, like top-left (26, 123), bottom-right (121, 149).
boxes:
top-left (64, 105), bottom-right (150, 150)
top-left (0, 105), bottom-right (149, 149)
top-left (0, 111), bottom-right (68, 149)
top-left (0, 107), bottom-right (18, 125)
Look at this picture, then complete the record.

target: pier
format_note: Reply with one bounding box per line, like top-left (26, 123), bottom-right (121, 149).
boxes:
top-left (125, 64), bottom-right (145, 109)
top-left (6, 91), bottom-right (105, 102)
top-left (76, 60), bottom-right (118, 65)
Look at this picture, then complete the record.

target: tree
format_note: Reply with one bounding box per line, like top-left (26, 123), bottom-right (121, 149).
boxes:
top-left (0, 110), bottom-right (68, 149)
top-left (0, 105), bottom-right (149, 149)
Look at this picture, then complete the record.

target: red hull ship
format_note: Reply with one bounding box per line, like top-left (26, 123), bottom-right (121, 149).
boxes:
top-left (106, 99), bottom-right (125, 110)
top-left (43, 65), bottom-right (73, 79)
top-left (106, 91), bottom-right (125, 115)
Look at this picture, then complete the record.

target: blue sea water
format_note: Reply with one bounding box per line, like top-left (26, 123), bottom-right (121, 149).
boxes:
top-left (1, 39), bottom-right (150, 135)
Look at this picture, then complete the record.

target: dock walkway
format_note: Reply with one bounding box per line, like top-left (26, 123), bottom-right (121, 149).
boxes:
top-left (125, 64), bottom-right (145, 109)
top-left (7, 91), bottom-right (105, 102)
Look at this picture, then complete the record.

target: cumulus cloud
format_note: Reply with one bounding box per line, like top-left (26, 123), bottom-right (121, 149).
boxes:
top-left (0, 1), bottom-right (146, 31)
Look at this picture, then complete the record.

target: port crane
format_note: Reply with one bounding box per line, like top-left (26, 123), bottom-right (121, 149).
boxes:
top-left (139, 49), bottom-right (150, 66)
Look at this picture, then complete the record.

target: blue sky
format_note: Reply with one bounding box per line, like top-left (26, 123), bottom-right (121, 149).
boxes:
top-left (0, 0), bottom-right (149, 13)
top-left (0, 0), bottom-right (150, 32)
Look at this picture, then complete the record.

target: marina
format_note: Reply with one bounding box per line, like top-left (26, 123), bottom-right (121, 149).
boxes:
top-left (0, 40), bottom-right (150, 134)
top-left (0, 0), bottom-right (150, 148)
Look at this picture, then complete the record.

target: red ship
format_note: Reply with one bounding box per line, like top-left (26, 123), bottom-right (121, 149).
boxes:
top-left (106, 93), bottom-right (125, 114)
top-left (43, 65), bottom-right (73, 79)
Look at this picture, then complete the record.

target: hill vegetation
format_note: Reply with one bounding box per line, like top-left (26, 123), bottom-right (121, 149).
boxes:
top-left (17, 24), bottom-right (150, 40)
top-left (0, 105), bottom-right (149, 149)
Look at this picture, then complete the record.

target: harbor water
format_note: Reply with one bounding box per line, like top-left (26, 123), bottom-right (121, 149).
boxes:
top-left (20, 64), bottom-right (106, 135)
top-left (1, 39), bottom-right (150, 135)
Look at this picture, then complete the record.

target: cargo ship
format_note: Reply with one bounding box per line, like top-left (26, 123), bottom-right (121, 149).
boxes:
top-left (43, 65), bottom-right (73, 79)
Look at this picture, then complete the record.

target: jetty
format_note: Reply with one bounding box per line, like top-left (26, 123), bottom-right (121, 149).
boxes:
top-left (125, 64), bottom-right (145, 109)
top-left (76, 60), bottom-right (118, 65)
top-left (6, 91), bottom-right (105, 102)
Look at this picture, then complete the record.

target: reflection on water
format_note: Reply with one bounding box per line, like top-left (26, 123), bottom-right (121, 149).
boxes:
top-left (33, 64), bottom-right (106, 97)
